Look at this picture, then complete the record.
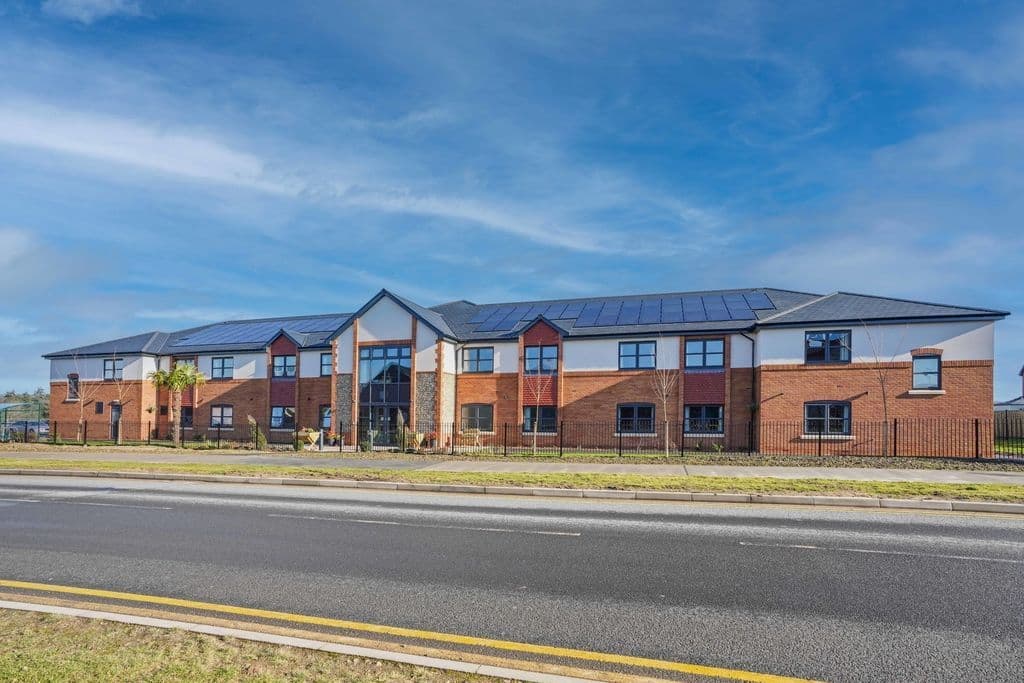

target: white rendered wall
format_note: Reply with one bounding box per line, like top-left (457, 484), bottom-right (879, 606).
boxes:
top-left (416, 327), bottom-right (438, 372)
top-left (299, 350), bottom-right (332, 378)
top-left (336, 329), bottom-right (354, 374)
top-left (358, 297), bottom-right (413, 342)
top-left (50, 355), bottom-right (152, 381)
top-left (730, 334), bottom-right (754, 369)
top-left (756, 321), bottom-right (995, 365)
top-left (562, 336), bottom-right (679, 372)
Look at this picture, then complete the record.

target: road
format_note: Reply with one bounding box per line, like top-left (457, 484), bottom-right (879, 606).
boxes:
top-left (0, 475), bottom-right (1022, 681)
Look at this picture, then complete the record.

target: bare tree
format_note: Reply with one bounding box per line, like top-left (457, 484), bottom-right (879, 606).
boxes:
top-left (523, 373), bottom-right (556, 455)
top-left (848, 322), bottom-right (908, 456)
top-left (106, 355), bottom-right (134, 445)
top-left (68, 354), bottom-right (105, 442)
top-left (650, 366), bottom-right (679, 456)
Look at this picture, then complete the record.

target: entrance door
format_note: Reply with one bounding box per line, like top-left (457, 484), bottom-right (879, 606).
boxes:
top-left (110, 403), bottom-right (122, 441)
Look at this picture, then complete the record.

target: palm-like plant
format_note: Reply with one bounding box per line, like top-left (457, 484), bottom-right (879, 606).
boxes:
top-left (148, 364), bottom-right (206, 447)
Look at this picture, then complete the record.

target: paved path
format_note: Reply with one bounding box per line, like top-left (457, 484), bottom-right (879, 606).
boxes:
top-left (5, 449), bottom-right (1024, 484)
top-left (1, 475), bottom-right (1022, 682)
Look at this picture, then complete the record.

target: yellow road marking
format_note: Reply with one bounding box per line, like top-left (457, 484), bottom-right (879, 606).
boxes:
top-left (0, 579), bottom-right (818, 683)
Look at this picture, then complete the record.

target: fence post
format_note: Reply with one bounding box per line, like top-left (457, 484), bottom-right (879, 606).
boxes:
top-left (559, 421), bottom-right (564, 458)
top-left (83, 421), bottom-right (88, 447)
top-left (618, 428), bottom-right (623, 457)
top-left (679, 422), bottom-right (684, 457)
top-left (503, 423), bottom-right (508, 457)
top-left (892, 418), bottom-right (898, 457)
top-left (974, 418), bottom-right (980, 460)
top-left (147, 421), bottom-right (152, 445)
top-left (817, 427), bottom-right (822, 458)
top-left (451, 422), bottom-right (456, 456)
top-left (23, 420), bottom-right (29, 443)
top-left (217, 425), bottom-right (222, 449)
top-left (747, 421), bottom-right (754, 455)
top-left (51, 421), bottom-right (57, 444)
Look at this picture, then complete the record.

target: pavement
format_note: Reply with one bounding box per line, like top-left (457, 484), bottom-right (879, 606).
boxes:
top-left (6, 449), bottom-right (1024, 484)
top-left (1, 475), bottom-right (1022, 682)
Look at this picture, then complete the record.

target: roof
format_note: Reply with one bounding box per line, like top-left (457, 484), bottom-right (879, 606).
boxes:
top-left (0, 402), bottom-right (30, 412)
top-left (995, 396), bottom-right (1024, 409)
top-left (756, 292), bottom-right (1009, 327)
top-left (42, 287), bottom-right (1010, 358)
top-left (44, 313), bottom-right (351, 358)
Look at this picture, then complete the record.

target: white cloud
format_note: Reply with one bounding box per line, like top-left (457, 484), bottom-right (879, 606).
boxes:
top-left (902, 16), bottom-right (1024, 87)
top-left (42, 0), bottom-right (141, 25)
top-left (0, 316), bottom-right (57, 344)
top-left (134, 308), bottom-right (252, 323)
top-left (0, 101), bottom-right (294, 195)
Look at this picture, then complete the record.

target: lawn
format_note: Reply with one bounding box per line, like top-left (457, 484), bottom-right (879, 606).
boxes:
top-left (2, 457), bottom-right (1023, 502)
top-left (0, 609), bottom-right (493, 682)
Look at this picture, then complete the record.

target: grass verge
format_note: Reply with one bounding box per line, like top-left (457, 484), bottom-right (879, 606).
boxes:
top-left (0, 609), bottom-right (493, 682)
top-left (1, 457), bottom-right (1023, 502)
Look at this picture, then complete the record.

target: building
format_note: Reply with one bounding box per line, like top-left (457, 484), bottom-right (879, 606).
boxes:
top-left (43, 287), bottom-right (1009, 455)
top-left (995, 366), bottom-right (1024, 412)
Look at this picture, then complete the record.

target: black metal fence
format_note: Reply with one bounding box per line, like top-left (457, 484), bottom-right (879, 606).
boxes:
top-left (18, 417), bottom-right (1024, 461)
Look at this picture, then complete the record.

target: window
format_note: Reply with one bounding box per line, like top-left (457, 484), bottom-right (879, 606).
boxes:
top-left (524, 345), bottom-right (558, 374)
top-left (211, 356), bottom-right (233, 379)
top-left (159, 405), bottom-right (168, 416)
top-left (804, 402), bottom-right (851, 435)
top-left (358, 345), bottom-right (412, 407)
top-left (103, 358), bottom-right (124, 381)
top-left (67, 374), bottom-right (80, 400)
top-left (463, 347), bottom-right (494, 373)
top-left (685, 339), bottom-right (724, 369)
top-left (523, 406), bottom-right (557, 433)
top-left (95, 401), bottom-right (104, 415)
top-left (912, 356), bottom-right (941, 390)
top-left (685, 405), bottom-right (723, 433)
top-left (175, 358), bottom-right (195, 368)
top-left (272, 355), bottom-right (296, 378)
top-left (210, 405), bottom-right (233, 428)
top-left (617, 404), bottom-right (655, 433)
top-left (270, 406), bottom-right (295, 429)
top-left (619, 341), bottom-right (656, 370)
top-left (461, 404), bottom-right (494, 432)
top-left (319, 405), bottom-right (332, 430)
top-left (805, 331), bottom-right (851, 364)
top-left (320, 353), bottom-right (332, 377)
top-left (180, 406), bottom-right (194, 428)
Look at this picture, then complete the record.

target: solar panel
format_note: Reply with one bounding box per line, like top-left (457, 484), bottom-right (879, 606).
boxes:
top-left (616, 300), bottom-right (641, 325)
top-left (596, 301), bottom-right (622, 326)
top-left (573, 301), bottom-right (603, 327)
top-left (639, 299), bottom-right (661, 325)
top-left (493, 314), bottom-right (522, 331)
top-left (468, 308), bottom-right (495, 324)
top-left (702, 295), bottom-right (731, 322)
top-left (523, 304), bottom-right (548, 320)
top-left (544, 303), bottom-right (568, 319)
top-left (561, 302), bottom-right (586, 319)
top-left (743, 292), bottom-right (775, 310)
top-left (660, 297), bottom-right (683, 323)
top-left (474, 316), bottom-right (506, 332)
top-left (727, 306), bottom-right (756, 320)
top-left (682, 297), bottom-right (706, 322)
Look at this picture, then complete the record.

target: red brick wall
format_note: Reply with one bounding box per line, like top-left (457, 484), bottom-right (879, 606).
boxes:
top-left (193, 378), bottom-right (270, 436)
top-left (49, 380), bottom-right (149, 441)
top-left (561, 371), bottom-right (678, 423)
top-left (268, 336), bottom-right (297, 411)
top-left (457, 373), bottom-right (519, 425)
top-left (296, 377), bottom-right (333, 432)
top-left (682, 370), bottom-right (726, 403)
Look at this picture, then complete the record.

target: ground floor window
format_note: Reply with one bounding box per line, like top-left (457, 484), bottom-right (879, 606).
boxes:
top-left (804, 402), bottom-right (850, 435)
top-left (523, 406), bottom-right (557, 433)
top-left (319, 405), bottom-right (331, 430)
top-left (617, 403), bottom-right (655, 433)
top-left (685, 405), bottom-right (723, 433)
top-left (179, 406), bottom-right (194, 428)
top-left (210, 404), bottom-right (233, 428)
top-left (271, 406), bottom-right (295, 429)
top-left (461, 404), bottom-right (494, 432)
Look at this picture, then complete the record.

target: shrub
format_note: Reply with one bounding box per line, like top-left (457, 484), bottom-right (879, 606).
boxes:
top-left (247, 415), bottom-right (267, 450)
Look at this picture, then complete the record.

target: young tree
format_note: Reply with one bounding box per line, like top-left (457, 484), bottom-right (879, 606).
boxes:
top-left (650, 366), bottom-right (679, 456)
top-left (849, 322), bottom-right (907, 456)
top-left (148, 363), bottom-right (207, 448)
top-left (68, 354), bottom-right (105, 442)
top-left (523, 373), bottom-right (556, 455)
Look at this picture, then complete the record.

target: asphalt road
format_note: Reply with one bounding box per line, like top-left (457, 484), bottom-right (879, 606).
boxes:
top-left (0, 475), bottom-right (1022, 681)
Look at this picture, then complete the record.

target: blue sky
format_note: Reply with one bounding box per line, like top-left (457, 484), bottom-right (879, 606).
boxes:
top-left (1, 0), bottom-right (1022, 399)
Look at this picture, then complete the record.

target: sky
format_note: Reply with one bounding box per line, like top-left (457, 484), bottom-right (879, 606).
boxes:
top-left (0, 0), bottom-right (1022, 399)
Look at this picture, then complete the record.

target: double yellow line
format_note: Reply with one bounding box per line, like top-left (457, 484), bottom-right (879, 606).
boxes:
top-left (0, 579), bottom-right (819, 683)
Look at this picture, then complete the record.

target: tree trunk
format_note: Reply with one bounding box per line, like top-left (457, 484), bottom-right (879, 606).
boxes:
top-left (171, 391), bottom-right (182, 448)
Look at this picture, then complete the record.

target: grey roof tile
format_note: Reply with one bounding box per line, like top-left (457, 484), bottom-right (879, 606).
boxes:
top-left (756, 292), bottom-right (1009, 326)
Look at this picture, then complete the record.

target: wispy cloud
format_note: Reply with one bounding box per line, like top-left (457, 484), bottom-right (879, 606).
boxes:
top-left (134, 308), bottom-right (254, 323)
top-left (901, 15), bottom-right (1024, 87)
top-left (42, 0), bottom-right (141, 25)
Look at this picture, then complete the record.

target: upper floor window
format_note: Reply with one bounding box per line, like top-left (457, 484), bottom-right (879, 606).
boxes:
top-left (524, 345), bottom-right (558, 374)
top-left (270, 406), bottom-right (295, 429)
top-left (174, 358), bottom-right (195, 368)
top-left (319, 405), bottom-right (332, 430)
top-left (523, 406), bottom-right (557, 433)
top-left (617, 403), bottom-right (655, 433)
top-left (685, 339), bottom-right (724, 369)
top-left (912, 356), bottom-right (941, 390)
top-left (685, 405), bottom-right (723, 433)
top-left (804, 401), bottom-right (850, 435)
top-left (463, 347), bottom-right (494, 373)
top-left (461, 404), bottom-right (494, 432)
top-left (180, 406), bottom-right (194, 428)
top-left (272, 355), bottom-right (296, 378)
top-left (805, 331), bottom-right (851, 364)
top-left (67, 374), bottom-right (80, 400)
top-left (619, 342), bottom-right (656, 370)
top-left (211, 356), bottom-right (233, 379)
top-left (320, 352), bottom-right (332, 377)
top-left (210, 404), bottom-right (233, 428)
top-left (103, 358), bottom-right (124, 381)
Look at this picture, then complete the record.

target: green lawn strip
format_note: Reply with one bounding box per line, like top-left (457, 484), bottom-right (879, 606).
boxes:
top-left (2, 457), bottom-right (1022, 502)
top-left (0, 609), bottom-right (495, 682)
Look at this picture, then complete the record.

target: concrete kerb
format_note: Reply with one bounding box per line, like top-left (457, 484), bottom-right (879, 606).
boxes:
top-left (1, 468), bottom-right (1023, 514)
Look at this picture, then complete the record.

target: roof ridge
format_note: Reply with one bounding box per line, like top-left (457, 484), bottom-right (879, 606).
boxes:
top-left (217, 312), bottom-right (351, 325)
top-left (753, 292), bottom-right (838, 323)
top-left (453, 286), bottom-right (820, 310)
top-left (834, 291), bottom-right (1009, 315)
